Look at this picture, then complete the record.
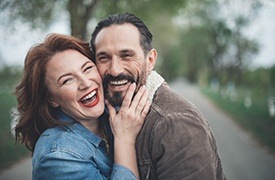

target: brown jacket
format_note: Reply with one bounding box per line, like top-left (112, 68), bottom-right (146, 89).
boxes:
top-left (136, 83), bottom-right (226, 180)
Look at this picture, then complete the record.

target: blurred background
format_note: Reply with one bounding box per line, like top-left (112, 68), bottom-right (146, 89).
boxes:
top-left (0, 0), bottom-right (274, 178)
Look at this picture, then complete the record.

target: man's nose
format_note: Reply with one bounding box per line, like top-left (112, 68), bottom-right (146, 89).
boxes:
top-left (109, 59), bottom-right (123, 77)
top-left (78, 75), bottom-right (91, 90)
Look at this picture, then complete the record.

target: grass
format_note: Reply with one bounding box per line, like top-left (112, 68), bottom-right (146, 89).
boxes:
top-left (0, 90), bottom-right (30, 172)
top-left (202, 86), bottom-right (275, 153)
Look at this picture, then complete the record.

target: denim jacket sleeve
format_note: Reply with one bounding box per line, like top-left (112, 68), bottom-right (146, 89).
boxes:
top-left (32, 121), bottom-right (137, 180)
top-left (33, 150), bottom-right (137, 180)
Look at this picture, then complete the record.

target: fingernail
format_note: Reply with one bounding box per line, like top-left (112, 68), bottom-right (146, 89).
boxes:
top-left (140, 85), bottom-right (146, 90)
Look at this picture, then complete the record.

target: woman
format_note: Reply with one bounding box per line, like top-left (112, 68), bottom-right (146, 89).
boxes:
top-left (14, 33), bottom-right (150, 179)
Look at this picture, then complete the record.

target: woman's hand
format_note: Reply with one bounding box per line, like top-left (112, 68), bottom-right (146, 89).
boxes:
top-left (106, 83), bottom-right (151, 179)
top-left (106, 83), bottom-right (151, 144)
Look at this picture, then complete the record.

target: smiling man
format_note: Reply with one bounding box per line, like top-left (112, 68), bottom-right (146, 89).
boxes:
top-left (90, 13), bottom-right (226, 180)
top-left (92, 21), bottom-right (153, 108)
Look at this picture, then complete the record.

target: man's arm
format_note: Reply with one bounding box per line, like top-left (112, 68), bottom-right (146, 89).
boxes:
top-left (151, 112), bottom-right (225, 180)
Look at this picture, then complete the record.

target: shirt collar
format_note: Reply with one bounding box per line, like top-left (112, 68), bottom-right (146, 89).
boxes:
top-left (145, 70), bottom-right (165, 101)
top-left (113, 71), bottom-right (164, 112)
top-left (55, 109), bottom-right (102, 147)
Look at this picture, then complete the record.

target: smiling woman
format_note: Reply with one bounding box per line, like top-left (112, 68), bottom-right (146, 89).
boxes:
top-left (45, 49), bottom-right (105, 123)
top-left (14, 33), bottom-right (151, 179)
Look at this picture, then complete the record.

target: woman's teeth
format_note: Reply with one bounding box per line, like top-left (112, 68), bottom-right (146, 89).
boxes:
top-left (81, 90), bottom-right (96, 103)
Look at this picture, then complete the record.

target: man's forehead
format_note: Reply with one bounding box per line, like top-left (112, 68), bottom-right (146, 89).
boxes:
top-left (95, 24), bottom-right (139, 42)
top-left (94, 25), bottom-right (141, 53)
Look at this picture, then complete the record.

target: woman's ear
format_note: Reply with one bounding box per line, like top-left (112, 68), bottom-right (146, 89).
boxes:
top-left (48, 98), bottom-right (59, 108)
top-left (147, 49), bottom-right (157, 72)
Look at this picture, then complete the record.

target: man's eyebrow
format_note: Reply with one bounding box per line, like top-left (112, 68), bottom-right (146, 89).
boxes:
top-left (120, 49), bottom-right (135, 54)
top-left (96, 51), bottom-right (108, 57)
top-left (119, 49), bottom-right (135, 53)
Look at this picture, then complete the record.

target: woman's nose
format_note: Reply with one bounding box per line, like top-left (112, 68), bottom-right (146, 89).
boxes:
top-left (78, 75), bottom-right (91, 90)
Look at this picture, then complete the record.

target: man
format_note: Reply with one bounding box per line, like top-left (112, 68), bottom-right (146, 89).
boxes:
top-left (90, 13), bottom-right (226, 180)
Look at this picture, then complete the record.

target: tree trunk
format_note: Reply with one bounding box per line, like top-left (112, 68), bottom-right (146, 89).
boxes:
top-left (67, 0), bottom-right (99, 40)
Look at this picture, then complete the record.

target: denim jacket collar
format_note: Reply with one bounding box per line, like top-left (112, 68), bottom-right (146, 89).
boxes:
top-left (55, 109), bottom-right (102, 147)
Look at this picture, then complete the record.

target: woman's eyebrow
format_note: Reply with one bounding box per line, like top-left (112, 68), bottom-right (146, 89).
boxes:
top-left (57, 73), bottom-right (72, 82)
top-left (81, 61), bottom-right (93, 69)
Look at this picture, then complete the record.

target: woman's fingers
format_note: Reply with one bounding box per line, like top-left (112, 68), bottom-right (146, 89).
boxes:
top-left (120, 83), bottom-right (136, 110)
top-left (106, 100), bottom-right (116, 120)
top-left (134, 86), bottom-right (148, 114)
top-left (120, 84), bottom-right (150, 116)
top-left (141, 100), bottom-right (151, 117)
top-left (109, 84), bottom-right (151, 143)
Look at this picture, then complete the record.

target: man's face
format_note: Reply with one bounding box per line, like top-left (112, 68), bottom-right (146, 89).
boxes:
top-left (94, 24), bottom-right (155, 107)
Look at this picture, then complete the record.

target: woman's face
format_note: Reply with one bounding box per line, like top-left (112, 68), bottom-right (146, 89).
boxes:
top-left (45, 49), bottom-right (105, 123)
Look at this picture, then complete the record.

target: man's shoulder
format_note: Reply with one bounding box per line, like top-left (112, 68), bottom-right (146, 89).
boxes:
top-left (151, 83), bottom-right (199, 115)
top-left (144, 83), bottom-right (207, 132)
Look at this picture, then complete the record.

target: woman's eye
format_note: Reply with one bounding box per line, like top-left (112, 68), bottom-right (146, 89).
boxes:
top-left (62, 78), bottom-right (73, 85)
top-left (84, 66), bottom-right (93, 72)
top-left (83, 66), bottom-right (94, 74)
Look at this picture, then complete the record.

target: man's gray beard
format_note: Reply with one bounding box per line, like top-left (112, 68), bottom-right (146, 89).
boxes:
top-left (105, 67), bottom-right (148, 108)
top-left (106, 91), bottom-right (123, 107)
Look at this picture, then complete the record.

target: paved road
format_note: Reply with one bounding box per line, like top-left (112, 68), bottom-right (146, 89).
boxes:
top-left (1, 79), bottom-right (275, 180)
top-left (170, 79), bottom-right (275, 180)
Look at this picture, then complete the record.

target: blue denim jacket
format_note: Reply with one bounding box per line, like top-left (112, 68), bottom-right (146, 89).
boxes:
top-left (32, 109), bottom-right (136, 180)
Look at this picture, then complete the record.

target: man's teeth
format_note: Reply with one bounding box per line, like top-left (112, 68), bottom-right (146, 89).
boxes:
top-left (109, 80), bottom-right (128, 85)
top-left (82, 90), bottom-right (96, 101)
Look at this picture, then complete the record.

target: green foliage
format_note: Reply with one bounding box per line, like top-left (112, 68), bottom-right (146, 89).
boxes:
top-left (203, 86), bottom-right (275, 153)
top-left (0, 65), bottom-right (22, 91)
top-left (180, 25), bottom-right (213, 83)
top-left (0, 91), bottom-right (29, 171)
top-left (243, 67), bottom-right (271, 88)
top-left (97, 0), bottom-right (187, 18)
top-left (158, 47), bottom-right (183, 82)
top-left (0, 0), bottom-right (58, 29)
top-left (270, 65), bottom-right (275, 86)
top-left (0, 66), bottom-right (29, 171)
top-left (0, 0), bottom-right (263, 85)
top-left (0, 0), bottom-right (188, 40)
top-left (165, 0), bottom-right (261, 84)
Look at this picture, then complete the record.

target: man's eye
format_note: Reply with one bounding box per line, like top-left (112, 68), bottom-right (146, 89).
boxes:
top-left (121, 53), bottom-right (133, 59)
top-left (97, 56), bottom-right (109, 63)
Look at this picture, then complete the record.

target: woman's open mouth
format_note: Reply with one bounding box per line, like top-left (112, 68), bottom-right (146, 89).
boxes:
top-left (79, 89), bottom-right (99, 107)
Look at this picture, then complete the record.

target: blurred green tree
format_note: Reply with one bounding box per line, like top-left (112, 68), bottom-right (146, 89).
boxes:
top-left (0, 0), bottom-right (264, 85)
top-left (270, 65), bottom-right (275, 86)
top-left (0, 0), bottom-right (100, 40)
top-left (0, 65), bottom-right (22, 90)
top-left (169, 0), bottom-right (262, 84)
top-left (0, 0), bottom-right (187, 40)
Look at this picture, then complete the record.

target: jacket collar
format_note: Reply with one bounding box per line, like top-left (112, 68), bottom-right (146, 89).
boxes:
top-left (55, 109), bottom-right (102, 147)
